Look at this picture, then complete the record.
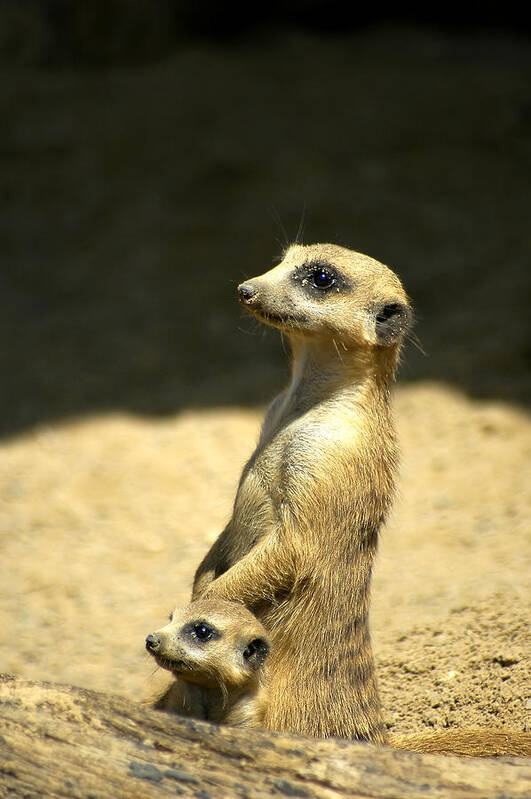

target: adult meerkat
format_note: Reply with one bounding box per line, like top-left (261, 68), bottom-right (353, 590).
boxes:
top-left (192, 242), bottom-right (411, 742)
top-left (146, 598), bottom-right (269, 726)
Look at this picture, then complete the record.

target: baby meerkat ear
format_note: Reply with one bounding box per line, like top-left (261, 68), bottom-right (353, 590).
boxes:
top-left (369, 300), bottom-right (412, 346)
top-left (242, 637), bottom-right (269, 670)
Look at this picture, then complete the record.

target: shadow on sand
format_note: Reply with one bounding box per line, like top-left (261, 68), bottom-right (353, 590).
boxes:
top-left (2, 28), bottom-right (530, 438)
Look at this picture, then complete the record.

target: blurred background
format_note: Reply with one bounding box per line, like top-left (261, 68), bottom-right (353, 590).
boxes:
top-left (1, 1), bottom-right (530, 435)
top-left (0, 2), bottom-right (529, 734)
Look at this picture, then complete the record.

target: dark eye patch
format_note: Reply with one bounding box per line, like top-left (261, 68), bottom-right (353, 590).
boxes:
top-left (193, 623), bottom-right (213, 641)
top-left (309, 266), bottom-right (335, 289)
top-left (293, 260), bottom-right (347, 295)
top-left (182, 620), bottom-right (220, 644)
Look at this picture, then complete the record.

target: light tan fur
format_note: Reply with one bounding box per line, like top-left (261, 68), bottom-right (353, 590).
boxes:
top-left (146, 598), bottom-right (269, 726)
top-left (149, 602), bottom-right (530, 757)
top-left (184, 242), bottom-right (529, 756)
top-left (192, 243), bottom-right (412, 741)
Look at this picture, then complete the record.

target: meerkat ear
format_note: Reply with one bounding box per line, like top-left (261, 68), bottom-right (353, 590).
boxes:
top-left (243, 637), bottom-right (269, 670)
top-left (369, 300), bottom-right (412, 346)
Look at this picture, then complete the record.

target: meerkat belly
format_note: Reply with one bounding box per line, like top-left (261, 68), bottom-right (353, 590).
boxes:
top-left (229, 409), bottom-right (363, 560)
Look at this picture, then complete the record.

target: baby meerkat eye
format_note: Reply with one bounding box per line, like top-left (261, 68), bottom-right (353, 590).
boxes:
top-left (310, 267), bottom-right (335, 290)
top-left (193, 622), bottom-right (214, 642)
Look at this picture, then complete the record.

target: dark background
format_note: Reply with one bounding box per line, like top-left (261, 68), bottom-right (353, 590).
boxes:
top-left (1, 2), bottom-right (530, 438)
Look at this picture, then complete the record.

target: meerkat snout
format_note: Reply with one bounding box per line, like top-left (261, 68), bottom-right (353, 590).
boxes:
top-left (238, 282), bottom-right (259, 305)
top-left (145, 633), bottom-right (160, 652)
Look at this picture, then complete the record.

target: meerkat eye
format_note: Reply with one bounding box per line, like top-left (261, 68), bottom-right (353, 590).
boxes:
top-left (168, 611), bottom-right (173, 622)
top-left (193, 622), bottom-right (214, 642)
top-left (310, 267), bottom-right (335, 290)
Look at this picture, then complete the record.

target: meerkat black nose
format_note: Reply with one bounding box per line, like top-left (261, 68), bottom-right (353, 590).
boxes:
top-left (238, 282), bottom-right (258, 305)
top-left (145, 633), bottom-right (161, 652)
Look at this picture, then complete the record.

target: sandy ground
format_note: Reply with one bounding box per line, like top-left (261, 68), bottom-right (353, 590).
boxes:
top-left (0, 26), bottom-right (530, 738)
top-left (1, 383), bottom-right (529, 735)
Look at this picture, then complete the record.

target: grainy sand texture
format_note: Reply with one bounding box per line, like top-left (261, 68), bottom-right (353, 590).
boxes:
top-left (1, 25), bottom-right (529, 737)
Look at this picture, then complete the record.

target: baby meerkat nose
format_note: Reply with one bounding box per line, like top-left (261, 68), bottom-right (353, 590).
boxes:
top-left (145, 633), bottom-right (161, 652)
top-left (238, 282), bottom-right (259, 305)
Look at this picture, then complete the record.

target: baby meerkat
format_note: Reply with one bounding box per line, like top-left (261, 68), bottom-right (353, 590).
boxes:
top-left (192, 243), bottom-right (412, 742)
top-left (146, 598), bottom-right (269, 726)
top-left (148, 603), bottom-right (530, 757)
top-left (146, 600), bottom-right (531, 757)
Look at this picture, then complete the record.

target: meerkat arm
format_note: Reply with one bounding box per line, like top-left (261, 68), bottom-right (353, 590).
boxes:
top-left (192, 545), bottom-right (224, 600)
top-left (202, 532), bottom-right (295, 606)
top-left (192, 526), bottom-right (234, 600)
top-left (192, 568), bottom-right (216, 599)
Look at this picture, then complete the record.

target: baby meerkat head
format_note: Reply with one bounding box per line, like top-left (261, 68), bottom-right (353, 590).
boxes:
top-left (238, 243), bottom-right (411, 350)
top-left (145, 598), bottom-right (269, 689)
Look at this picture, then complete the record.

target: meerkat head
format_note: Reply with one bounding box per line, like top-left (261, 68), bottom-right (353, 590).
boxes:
top-left (146, 598), bottom-right (269, 689)
top-left (238, 243), bottom-right (411, 350)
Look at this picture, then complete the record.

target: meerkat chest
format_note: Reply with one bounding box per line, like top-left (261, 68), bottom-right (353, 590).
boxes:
top-left (231, 407), bottom-right (357, 543)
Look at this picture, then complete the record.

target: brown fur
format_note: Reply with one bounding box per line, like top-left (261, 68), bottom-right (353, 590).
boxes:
top-left (392, 730), bottom-right (531, 758)
top-left (185, 243), bottom-right (529, 756)
top-left (149, 598), bottom-right (531, 756)
top-left (146, 598), bottom-right (269, 726)
top-left (192, 243), bottom-right (412, 741)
